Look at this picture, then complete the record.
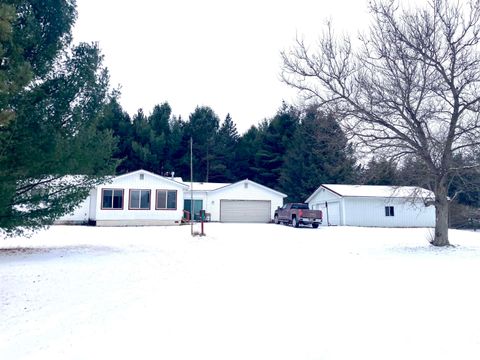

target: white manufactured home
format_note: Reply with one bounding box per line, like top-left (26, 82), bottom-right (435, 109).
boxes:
top-left (58, 170), bottom-right (286, 226)
top-left (60, 170), bottom-right (188, 226)
top-left (306, 184), bottom-right (435, 228)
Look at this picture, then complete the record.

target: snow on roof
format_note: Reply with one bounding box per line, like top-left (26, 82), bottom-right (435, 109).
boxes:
top-left (114, 170), bottom-right (189, 188)
top-left (182, 179), bottom-right (287, 197)
top-left (184, 182), bottom-right (231, 192)
top-left (321, 184), bottom-right (434, 198)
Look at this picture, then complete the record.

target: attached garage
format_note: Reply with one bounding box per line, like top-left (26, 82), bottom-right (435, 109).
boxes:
top-left (184, 179), bottom-right (286, 223)
top-left (220, 200), bottom-right (271, 223)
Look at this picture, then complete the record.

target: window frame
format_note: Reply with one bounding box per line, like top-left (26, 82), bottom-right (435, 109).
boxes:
top-left (129, 189), bottom-right (151, 210)
top-left (385, 206), bottom-right (395, 217)
top-left (156, 189), bottom-right (178, 210)
top-left (101, 188), bottom-right (124, 210)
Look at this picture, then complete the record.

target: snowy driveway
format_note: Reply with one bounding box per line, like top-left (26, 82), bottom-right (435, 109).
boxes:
top-left (1, 224), bottom-right (480, 360)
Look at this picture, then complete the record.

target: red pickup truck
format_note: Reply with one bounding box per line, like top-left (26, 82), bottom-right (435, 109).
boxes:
top-left (274, 203), bottom-right (323, 228)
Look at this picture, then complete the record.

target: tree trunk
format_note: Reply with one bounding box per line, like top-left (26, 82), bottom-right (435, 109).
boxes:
top-left (431, 184), bottom-right (450, 247)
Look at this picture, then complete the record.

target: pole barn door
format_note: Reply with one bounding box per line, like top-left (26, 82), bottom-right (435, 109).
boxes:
top-left (326, 201), bottom-right (341, 226)
top-left (220, 200), bottom-right (271, 223)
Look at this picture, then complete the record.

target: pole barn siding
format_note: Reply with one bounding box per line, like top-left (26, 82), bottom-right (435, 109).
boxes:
top-left (344, 198), bottom-right (435, 227)
top-left (306, 184), bottom-right (435, 228)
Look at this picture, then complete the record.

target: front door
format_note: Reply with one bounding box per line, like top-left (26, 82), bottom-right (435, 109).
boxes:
top-left (184, 199), bottom-right (203, 220)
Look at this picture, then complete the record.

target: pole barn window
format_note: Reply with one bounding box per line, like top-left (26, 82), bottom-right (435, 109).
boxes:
top-left (385, 206), bottom-right (395, 217)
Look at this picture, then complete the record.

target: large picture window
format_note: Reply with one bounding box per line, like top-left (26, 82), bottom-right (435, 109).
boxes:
top-left (156, 190), bottom-right (177, 210)
top-left (102, 189), bottom-right (124, 209)
top-left (129, 189), bottom-right (151, 210)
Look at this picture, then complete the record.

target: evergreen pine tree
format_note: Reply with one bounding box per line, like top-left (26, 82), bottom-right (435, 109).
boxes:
top-left (184, 106), bottom-right (220, 182)
top-left (234, 125), bottom-right (262, 181)
top-left (210, 113), bottom-right (239, 182)
top-left (361, 158), bottom-right (398, 186)
top-left (148, 103), bottom-right (172, 174)
top-left (254, 104), bottom-right (299, 190)
top-left (279, 108), bottom-right (357, 202)
top-left (129, 109), bottom-right (157, 172)
top-left (169, 115), bottom-right (190, 179)
top-left (97, 95), bottom-right (133, 174)
top-left (0, 1), bottom-right (116, 234)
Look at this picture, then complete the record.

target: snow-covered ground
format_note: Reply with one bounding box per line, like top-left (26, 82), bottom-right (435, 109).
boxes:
top-left (1, 224), bottom-right (480, 360)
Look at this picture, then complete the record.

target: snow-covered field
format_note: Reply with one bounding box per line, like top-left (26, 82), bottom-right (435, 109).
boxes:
top-left (1, 224), bottom-right (480, 360)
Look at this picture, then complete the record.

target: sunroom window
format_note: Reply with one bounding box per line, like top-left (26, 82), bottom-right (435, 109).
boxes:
top-left (156, 190), bottom-right (177, 210)
top-left (130, 189), bottom-right (151, 210)
top-left (102, 189), bottom-right (123, 209)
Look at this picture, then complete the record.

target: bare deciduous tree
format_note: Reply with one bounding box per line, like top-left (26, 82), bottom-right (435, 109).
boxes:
top-left (281, 0), bottom-right (480, 246)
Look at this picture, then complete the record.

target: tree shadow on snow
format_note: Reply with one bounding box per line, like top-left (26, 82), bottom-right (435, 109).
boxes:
top-left (0, 245), bottom-right (121, 261)
top-left (385, 244), bottom-right (480, 257)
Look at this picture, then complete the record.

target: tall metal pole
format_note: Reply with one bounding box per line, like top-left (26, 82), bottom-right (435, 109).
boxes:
top-left (190, 137), bottom-right (194, 235)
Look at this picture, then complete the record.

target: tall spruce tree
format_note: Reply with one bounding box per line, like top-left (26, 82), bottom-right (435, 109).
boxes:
top-left (0, 1), bottom-right (116, 234)
top-left (129, 109), bottom-right (157, 172)
top-left (361, 158), bottom-right (399, 186)
top-left (169, 115), bottom-right (190, 179)
top-left (149, 103), bottom-right (173, 174)
top-left (97, 95), bottom-right (133, 174)
top-left (234, 125), bottom-right (262, 181)
top-left (254, 104), bottom-right (299, 190)
top-left (279, 108), bottom-right (357, 202)
top-left (210, 113), bottom-right (239, 182)
top-left (184, 106), bottom-right (220, 182)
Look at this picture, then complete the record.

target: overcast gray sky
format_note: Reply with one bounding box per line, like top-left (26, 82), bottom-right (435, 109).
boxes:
top-left (73, 0), bottom-right (370, 133)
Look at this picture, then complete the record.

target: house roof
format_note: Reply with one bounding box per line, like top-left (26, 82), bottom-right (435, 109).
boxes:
top-left (306, 184), bottom-right (434, 202)
top-left (112, 169), bottom-right (189, 189)
top-left (184, 182), bottom-right (231, 191)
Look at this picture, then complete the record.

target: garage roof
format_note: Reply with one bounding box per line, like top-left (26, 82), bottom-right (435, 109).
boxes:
top-left (183, 179), bottom-right (287, 197)
top-left (307, 184), bottom-right (434, 202)
top-left (213, 179), bottom-right (287, 197)
top-left (185, 182), bottom-right (230, 191)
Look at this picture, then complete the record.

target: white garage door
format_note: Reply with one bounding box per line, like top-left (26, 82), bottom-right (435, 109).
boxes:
top-left (220, 200), bottom-right (271, 223)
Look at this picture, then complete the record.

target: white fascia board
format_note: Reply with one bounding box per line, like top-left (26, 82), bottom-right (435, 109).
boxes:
top-left (305, 185), bottom-right (343, 203)
top-left (210, 179), bottom-right (287, 198)
top-left (111, 169), bottom-right (189, 189)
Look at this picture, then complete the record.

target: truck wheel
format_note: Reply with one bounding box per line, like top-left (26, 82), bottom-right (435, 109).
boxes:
top-left (274, 215), bottom-right (279, 224)
top-left (312, 223), bottom-right (319, 229)
top-left (292, 217), bottom-right (299, 228)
